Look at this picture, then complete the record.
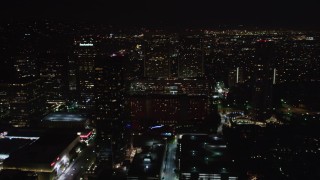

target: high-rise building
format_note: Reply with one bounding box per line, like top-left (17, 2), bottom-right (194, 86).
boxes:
top-left (178, 35), bottom-right (204, 78)
top-left (144, 33), bottom-right (178, 78)
top-left (39, 49), bottom-right (68, 103)
top-left (95, 54), bottom-right (127, 167)
top-left (128, 39), bottom-right (145, 80)
top-left (73, 36), bottom-right (98, 111)
top-left (0, 33), bottom-right (45, 127)
top-left (251, 40), bottom-right (275, 119)
top-left (68, 55), bottom-right (77, 97)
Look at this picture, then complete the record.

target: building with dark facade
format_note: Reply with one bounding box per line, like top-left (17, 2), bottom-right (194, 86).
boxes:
top-left (0, 32), bottom-right (46, 127)
top-left (3, 132), bottom-right (79, 180)
top-left (178, 134), bottom-right (238, 180)
top-left (0, 59), bottom-right (45, 127)
top-left (251, 40), bottom-right (275, 120)
top-left (0, 79), bottom-right (45, 127)
top-left (129, 94), bottom-right (210, 127)
top-left (95, 54), bottom-right (128, 167)
top-left (128, 78), bottom-right (214, 127)
top-left (39, 48), bottom-right (69, 103)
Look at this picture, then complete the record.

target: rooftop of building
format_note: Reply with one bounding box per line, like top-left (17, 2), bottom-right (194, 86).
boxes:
top-left (0, 128), bottom-right (44, 158)
top-left (179, 134), bottom-right (234, 174)
top-left (0, 139), bottom-right (34, 158)
top-left (4, 132), bottom-right (78, 169)
top-left (128, 136), bottom-right (164, 178)
top-left (42, 112), bottom-right (87, 122)
top-left (2, 128), bottom-right (43, 138)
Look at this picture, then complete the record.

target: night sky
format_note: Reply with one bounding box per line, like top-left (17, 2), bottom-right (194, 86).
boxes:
top-left (0, 0), bottom-right (319, 28)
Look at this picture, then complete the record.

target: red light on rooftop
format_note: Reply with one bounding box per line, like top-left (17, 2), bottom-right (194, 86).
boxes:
top-left (80, 131), bottom-right (93, 139)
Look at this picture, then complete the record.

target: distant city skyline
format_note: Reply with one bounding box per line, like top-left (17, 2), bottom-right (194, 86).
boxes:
top-left (1, 9), bottom-right (320, 178)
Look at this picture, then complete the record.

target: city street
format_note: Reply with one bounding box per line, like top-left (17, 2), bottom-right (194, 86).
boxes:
top-left (161, 137), bottom-right (178, 180)
top-left (58, 144), bottom-right (96, 180)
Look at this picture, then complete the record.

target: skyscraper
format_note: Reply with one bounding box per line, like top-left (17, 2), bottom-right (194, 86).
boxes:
top-left (95, 54), bottom-right (127, 167)
top-left (0, 33), bottom-right (45, 127)
top-left (144, 33), bottom-right (178, 78)
top-left (178, 34), bottom-right (204, 78)
top-left (251, 39), bottom-right (275, 119)
top-left (73, 36), bottom-right (98, 111)
top-left (39, 48), bottom-right (68, 103)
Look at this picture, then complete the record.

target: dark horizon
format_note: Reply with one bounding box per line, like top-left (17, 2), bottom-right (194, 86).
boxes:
top-left (1, 0), bottom-right (320, 29)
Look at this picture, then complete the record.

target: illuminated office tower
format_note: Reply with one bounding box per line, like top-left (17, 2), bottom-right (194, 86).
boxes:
top-left (178, 35), bottom-right (204, 78)
top-left (144, 33), bottom-right (178, 78)
top-left (73, 36), bottom-right (98, 110)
